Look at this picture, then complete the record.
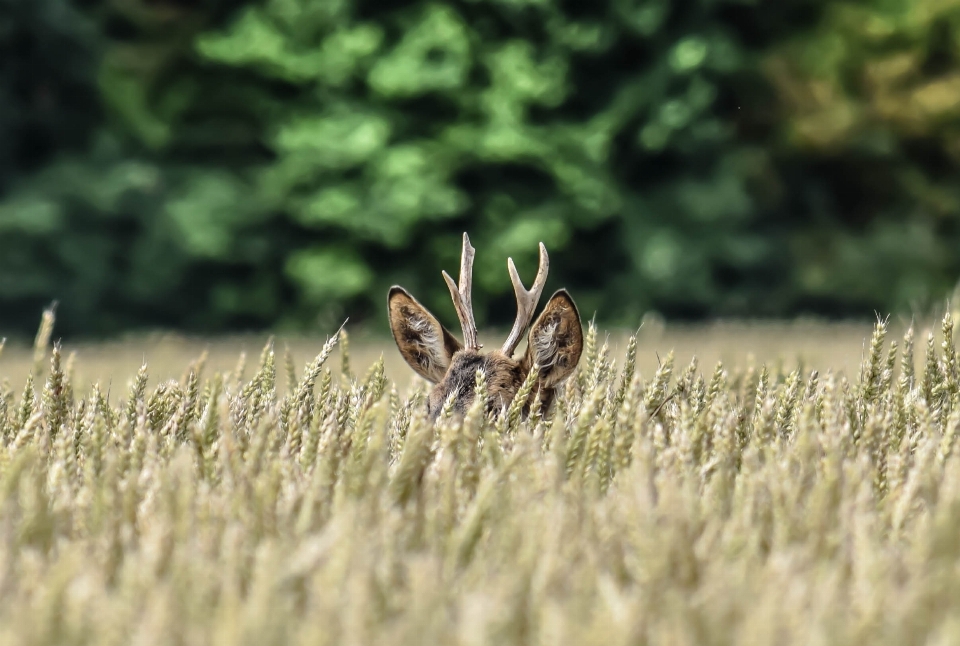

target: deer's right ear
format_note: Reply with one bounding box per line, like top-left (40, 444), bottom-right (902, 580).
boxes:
top-left (522, 289), bottom-right (583, 389)
top-left (388, 286), bottom-right (462, 383)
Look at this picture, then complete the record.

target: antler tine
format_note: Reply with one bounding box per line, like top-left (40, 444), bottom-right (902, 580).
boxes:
top-left (442, 232), bottom-right (481, 350)
top-left (501, 242), bottom-right (549, 357)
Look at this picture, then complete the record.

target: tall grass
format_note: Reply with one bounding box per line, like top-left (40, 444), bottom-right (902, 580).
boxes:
top-left (1, 312), bottom-right (960, 644)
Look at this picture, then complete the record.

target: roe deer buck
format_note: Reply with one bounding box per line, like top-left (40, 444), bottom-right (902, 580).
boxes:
top-left (388, 233), bottom-right (583, 420)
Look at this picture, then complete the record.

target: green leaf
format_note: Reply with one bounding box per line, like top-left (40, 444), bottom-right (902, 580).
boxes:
top-left (368, 5), bottom-right (472, 97)
top-left (165, 172), bottom-right (262, 259)
top-left (285, 247), bottom-right (374, 301)
top-left (0, 199), bottom-right (62, 235)
top-left (272, 111), bottom-right (392, 168)
top-left (670, 37), bottom-right (708, 73)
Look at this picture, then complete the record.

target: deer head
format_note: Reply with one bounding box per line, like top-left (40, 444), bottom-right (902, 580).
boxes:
top-left (388, 233), bottom-right (583, 420)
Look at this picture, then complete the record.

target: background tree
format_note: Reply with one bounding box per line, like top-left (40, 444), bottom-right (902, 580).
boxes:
top-left (766, 0), bottom-right (960, 313)
top-left (0, 0), bottom-right (956, 339)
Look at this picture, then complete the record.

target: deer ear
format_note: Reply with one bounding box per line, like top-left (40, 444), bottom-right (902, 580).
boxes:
top-left (522, 290), bottom-right (583, 389)
top-left (388, 286), bottom-right (462, 383)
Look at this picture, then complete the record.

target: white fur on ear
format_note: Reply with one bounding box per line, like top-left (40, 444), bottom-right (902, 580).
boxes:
top-left (408, 311), bottom-right (440, 350)
top-left (407, 311), bottom-right (449, 374)
top-left (531, 318), bottom-right (561, 369)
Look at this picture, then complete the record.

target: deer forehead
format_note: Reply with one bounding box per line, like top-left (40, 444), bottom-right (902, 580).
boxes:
top-left (439, 350), bottom-right (523, 388)
top-left (445, 349), bottom-right (520, 375)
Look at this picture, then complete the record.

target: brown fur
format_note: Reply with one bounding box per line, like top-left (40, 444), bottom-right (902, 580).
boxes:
top-left (388, 287), bottom-right (583, 420)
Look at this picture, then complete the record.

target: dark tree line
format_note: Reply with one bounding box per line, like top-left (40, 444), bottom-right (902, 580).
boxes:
top-left (2, 0), bottom-right (959, 338)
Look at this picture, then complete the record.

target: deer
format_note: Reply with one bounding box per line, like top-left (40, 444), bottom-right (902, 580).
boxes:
top-left (388, 233), bottom-right (583, 420)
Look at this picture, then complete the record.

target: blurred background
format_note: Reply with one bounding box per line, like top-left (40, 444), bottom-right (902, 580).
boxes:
top-left (3, 0), bottom-right (960, 342)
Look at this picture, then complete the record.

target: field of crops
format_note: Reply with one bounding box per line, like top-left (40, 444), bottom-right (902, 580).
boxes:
top-left (0, 309), bottom-right (958, 645)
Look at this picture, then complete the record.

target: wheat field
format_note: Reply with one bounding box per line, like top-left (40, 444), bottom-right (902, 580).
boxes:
top-left (0, 309), bottom-right (957, 644)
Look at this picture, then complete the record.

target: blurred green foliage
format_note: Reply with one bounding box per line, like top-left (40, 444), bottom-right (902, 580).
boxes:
top-left (2, 0), bottom-right (960, 337)
top-left (767, 0), bottom-right (960, 312)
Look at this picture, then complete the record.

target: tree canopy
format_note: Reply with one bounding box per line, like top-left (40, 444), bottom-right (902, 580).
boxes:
top-left (2, 0), bottom-right (959, 337)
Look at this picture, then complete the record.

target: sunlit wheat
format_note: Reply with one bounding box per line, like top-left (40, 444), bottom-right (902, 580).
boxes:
top-left (0, 311), bottom-right (957, 644)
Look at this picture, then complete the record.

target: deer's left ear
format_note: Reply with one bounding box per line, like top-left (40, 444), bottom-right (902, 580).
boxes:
top-left (388, 286), bottom-right (462, 383)
top-left (521, 290), bottom-right (583, 389)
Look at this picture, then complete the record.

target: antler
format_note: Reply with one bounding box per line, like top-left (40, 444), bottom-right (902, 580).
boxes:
top-left (501, 242), bottom-right (549, 357)
top-left (442, 233), bottom-right (481, 350)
